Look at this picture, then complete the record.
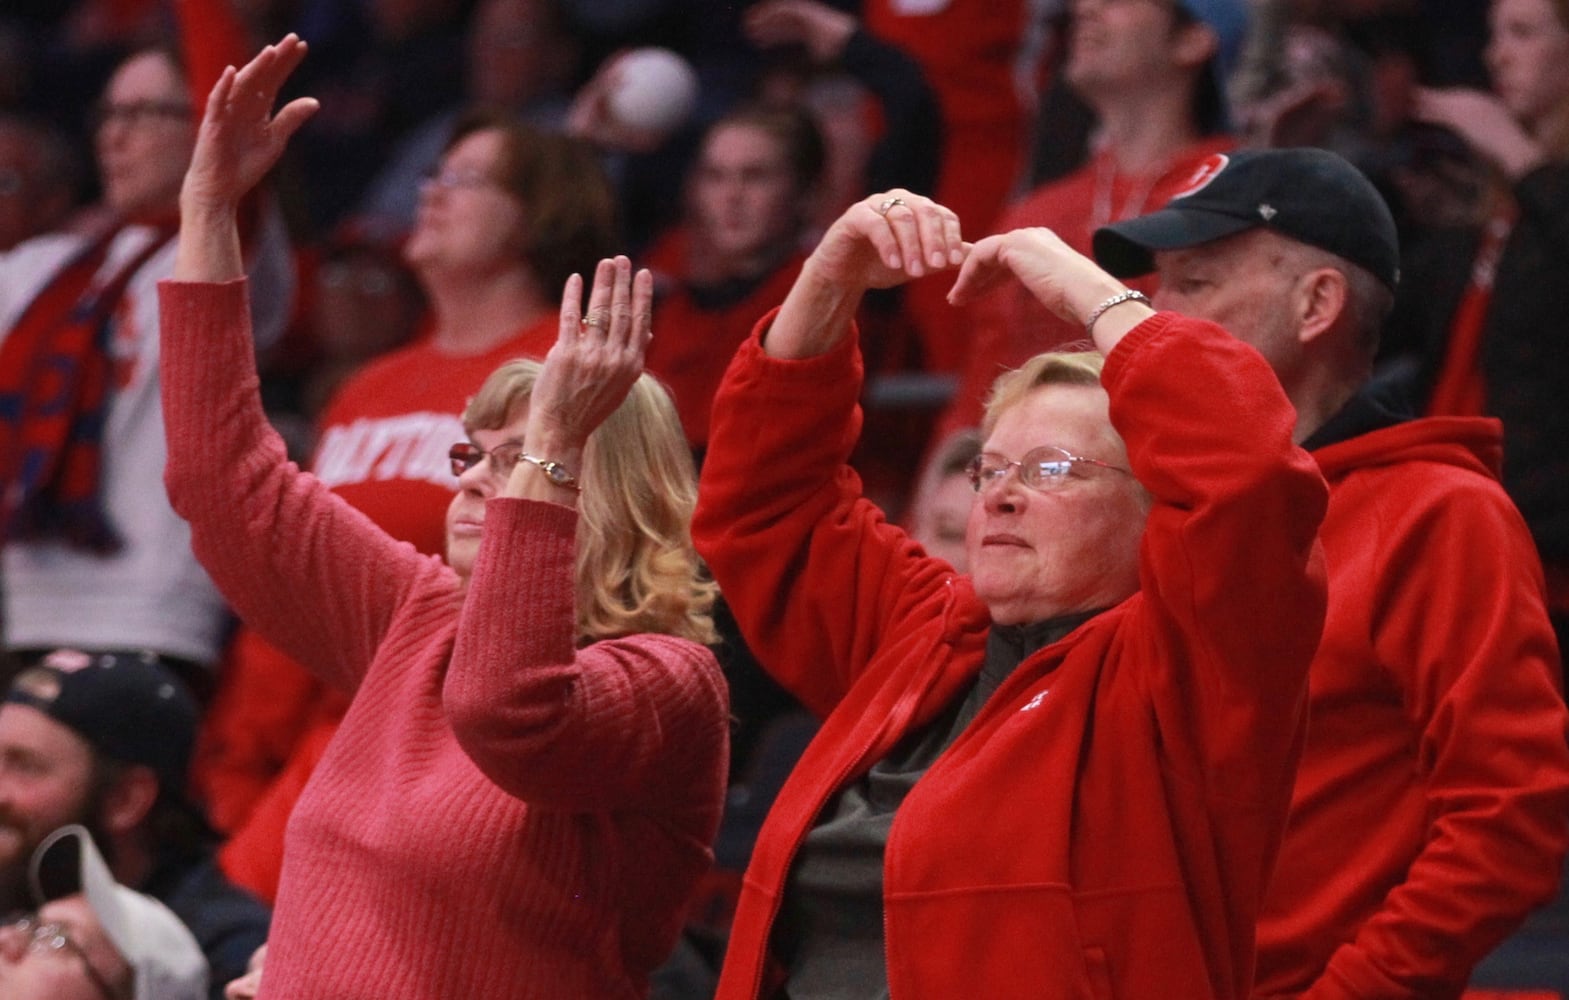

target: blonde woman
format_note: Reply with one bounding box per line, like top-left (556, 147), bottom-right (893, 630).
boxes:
top-left (159, 37), bottom-right (727, 998)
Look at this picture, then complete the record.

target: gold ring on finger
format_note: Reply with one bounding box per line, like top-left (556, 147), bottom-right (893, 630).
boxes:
top-left (581, 313), bottom-right (608, 330)
top-left (875, 196), bottom-right (906, 217)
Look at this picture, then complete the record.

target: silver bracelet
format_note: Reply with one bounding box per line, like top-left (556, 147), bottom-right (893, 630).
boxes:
top-left (519, 454), bottom-right (581, 492)
top-left (1084, 289), bottom-right (1151, 334)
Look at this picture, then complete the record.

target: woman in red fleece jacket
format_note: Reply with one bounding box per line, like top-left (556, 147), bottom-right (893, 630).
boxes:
top-left (692, 190), bottom-right (1330, 999)
top-left (158, 38), bottom-right (728, 998)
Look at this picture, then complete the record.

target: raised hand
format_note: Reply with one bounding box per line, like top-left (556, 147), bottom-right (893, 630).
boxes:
top-left (743, 0), bottom-right (857, 64)
top-left (174, 35), bottom-right (317, 283)
top-left (1412, 86), bottom-right (1544, 181)
top-left (525, 257), bottom-right (653, 455)
top-left (181, 35), bottom-right (319, 215)
top-left (809, 189), bottom-right (965, 292)
top-left (764, 190), bottom-right (964, 360)
top-left (949, 227), bottom-right (1148, 354)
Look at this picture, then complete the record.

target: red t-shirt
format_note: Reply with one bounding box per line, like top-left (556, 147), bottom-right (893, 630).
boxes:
top-left (311, 316), bottom-right (557, 556)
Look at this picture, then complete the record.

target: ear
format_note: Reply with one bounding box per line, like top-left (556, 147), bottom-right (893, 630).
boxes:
top-left (97, 765), bottom-right (159, 837)
top-left (1172, 21), bottom-right (1219, 74)
top-left (1294, 267), bottom-right (1348, 347)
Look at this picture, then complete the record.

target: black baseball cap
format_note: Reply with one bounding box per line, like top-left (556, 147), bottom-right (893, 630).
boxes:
top-left (1093, 148), bottom-right (1400, 291)
top-left (5, 651), bottom-right (199, 794)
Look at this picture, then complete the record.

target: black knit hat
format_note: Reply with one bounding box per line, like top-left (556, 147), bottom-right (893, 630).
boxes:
top-left (1093, 148), bottom-right (1400, 291)
top-left (5, 651), bottom-right (198, 794)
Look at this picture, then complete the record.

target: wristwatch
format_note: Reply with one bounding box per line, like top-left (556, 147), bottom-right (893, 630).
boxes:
top-left (519, 454), bottom-right (581, 492)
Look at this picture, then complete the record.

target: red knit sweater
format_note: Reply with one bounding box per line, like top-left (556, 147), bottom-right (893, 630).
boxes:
top-left (159, 280), bottom-right (729, 999)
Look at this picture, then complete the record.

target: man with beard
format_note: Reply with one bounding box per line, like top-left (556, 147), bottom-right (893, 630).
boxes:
top-left (2, 824), bottom-right (208, 1000)
top-left (0, 652), bottom-right (268, 1000)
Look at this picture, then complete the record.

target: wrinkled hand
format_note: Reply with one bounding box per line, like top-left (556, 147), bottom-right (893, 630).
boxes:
top-left (808, 189), bottom-right (965, 292)
top-left (949, 227), bottom-right (1126, 328)
top-left (182, 35), bottom-right (318, 214)
top-left (1412, 86), bottom-right (1543, 180)
top-left (743, 0), bottom-right (857, 63)
top-left (526, 257), bottom-right (652, 451)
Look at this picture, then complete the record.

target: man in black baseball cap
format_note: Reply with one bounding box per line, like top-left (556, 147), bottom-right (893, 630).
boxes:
top-left (1093, 146), bottom-right (1400, 294)
top-left (0, 652), bottom-right (270, 1000)
top-left (1091, 147), bottom-right (1569, 997)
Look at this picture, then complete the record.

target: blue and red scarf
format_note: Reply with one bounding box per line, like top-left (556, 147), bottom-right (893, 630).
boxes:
top-left (0, 224), bottom-right (175, 553)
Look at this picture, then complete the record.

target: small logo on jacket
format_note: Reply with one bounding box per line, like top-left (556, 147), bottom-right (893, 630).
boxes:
top-left (1021, 690), bottom-right (1049, 711)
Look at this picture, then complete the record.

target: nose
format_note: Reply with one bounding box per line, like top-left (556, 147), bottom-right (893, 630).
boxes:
top-left (95, 120), bottom-right (126, 160)
top-left (980, 468), bottom-right (1027, 514)
top-left (1483, 36), bottom-right (1505, 77)
top-left (417, 174), bottom-right (446, 206)
top-left (455, 456), bottom-right (503, 496)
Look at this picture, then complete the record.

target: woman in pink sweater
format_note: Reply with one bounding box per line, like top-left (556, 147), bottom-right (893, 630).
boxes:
top-left (158, 38), bottom-right (729, 998)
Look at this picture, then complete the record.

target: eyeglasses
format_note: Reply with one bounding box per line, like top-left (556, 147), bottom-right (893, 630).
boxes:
top-left (449, 440), bottom-right (525, 478)
top-left (422, 165), bottom-right (503, 192)
top-left (1, 914), bottom-right (123, 1000)
top-left (966, 446), bottom-right (1132, 493)
top-left (91, 100), bottom-right (193, 131)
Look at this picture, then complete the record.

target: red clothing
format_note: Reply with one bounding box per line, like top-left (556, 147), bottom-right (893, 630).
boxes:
top-left (1253, 417), bottom-right (1569, 1000)
top-left (694, 310), bottom-right (1329, 1000)
top-left (197, 315), bottom-right (558, 901)
top-left (161, 280), bottom-right (728, 998)
top-left (196, 628), bottom-right (345, 835)
top-left (646, 258), bottom-right (804, 451)
top-left (940, 137), bottom-right (1235, 439)
top-left (310, 316), bottom-right (557, 556)
top-left (862, 0), bottom-right (1036, 237)
top-left (862, 0), bottom-right (1044, 373)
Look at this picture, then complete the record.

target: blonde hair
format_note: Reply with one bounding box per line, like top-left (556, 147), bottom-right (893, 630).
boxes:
top-left (981, 350), bottom-right (1106, 437)
top-left (464, 360), bottom-right (718, 645)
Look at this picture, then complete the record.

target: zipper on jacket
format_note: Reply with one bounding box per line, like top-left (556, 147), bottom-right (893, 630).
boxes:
top-left (746, 592), bottom-right (964, 999)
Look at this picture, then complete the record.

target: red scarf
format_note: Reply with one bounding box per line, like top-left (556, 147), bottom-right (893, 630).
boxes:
top-left (0, 224), bottom-right (175, 552)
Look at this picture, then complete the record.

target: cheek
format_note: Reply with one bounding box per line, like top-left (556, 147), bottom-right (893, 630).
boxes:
top-left (9, 776), bottom-right (90, 828)
top-left (963, 499), bottom-right (988, 555)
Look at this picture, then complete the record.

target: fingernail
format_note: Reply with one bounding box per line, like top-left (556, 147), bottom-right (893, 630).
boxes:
top-left (930, 251), bottom-right (944, 267)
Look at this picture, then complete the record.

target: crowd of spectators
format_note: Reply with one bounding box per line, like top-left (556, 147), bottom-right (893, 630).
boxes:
top-left (1, 0), bottom-right (1566, 997)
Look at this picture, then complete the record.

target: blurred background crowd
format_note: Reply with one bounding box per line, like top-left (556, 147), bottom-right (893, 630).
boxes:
top-left (0, 0), bottom-right (1565, 996)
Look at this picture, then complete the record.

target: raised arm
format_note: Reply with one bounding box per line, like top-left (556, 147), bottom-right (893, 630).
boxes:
top-left (163, 38), bottom-right (440, 693)
top-left (949, 226), bottom-right (1156, 357)
top-left (445, 258), bottom-right (728, 812)
top-left (694, 193), bottom-right (976, 712)
top-left (175, 36), bottom-right (317, 283)
top-left (765, 188), bottom-right (963, 358)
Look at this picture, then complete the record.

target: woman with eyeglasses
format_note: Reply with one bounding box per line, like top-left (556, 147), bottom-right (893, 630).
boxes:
top-left (158, 37), bottom-right (727, 999)
top-left (690, 192), bottom-right (1331, 1000)
top-left (202, 95), bottom-right (623, 909)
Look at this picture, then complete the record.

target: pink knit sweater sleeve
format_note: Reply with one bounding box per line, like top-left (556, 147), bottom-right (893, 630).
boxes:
top-left (445, 498), bottom-right (729, 814)
top-left (159, 280), bottom-right (450, 692)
